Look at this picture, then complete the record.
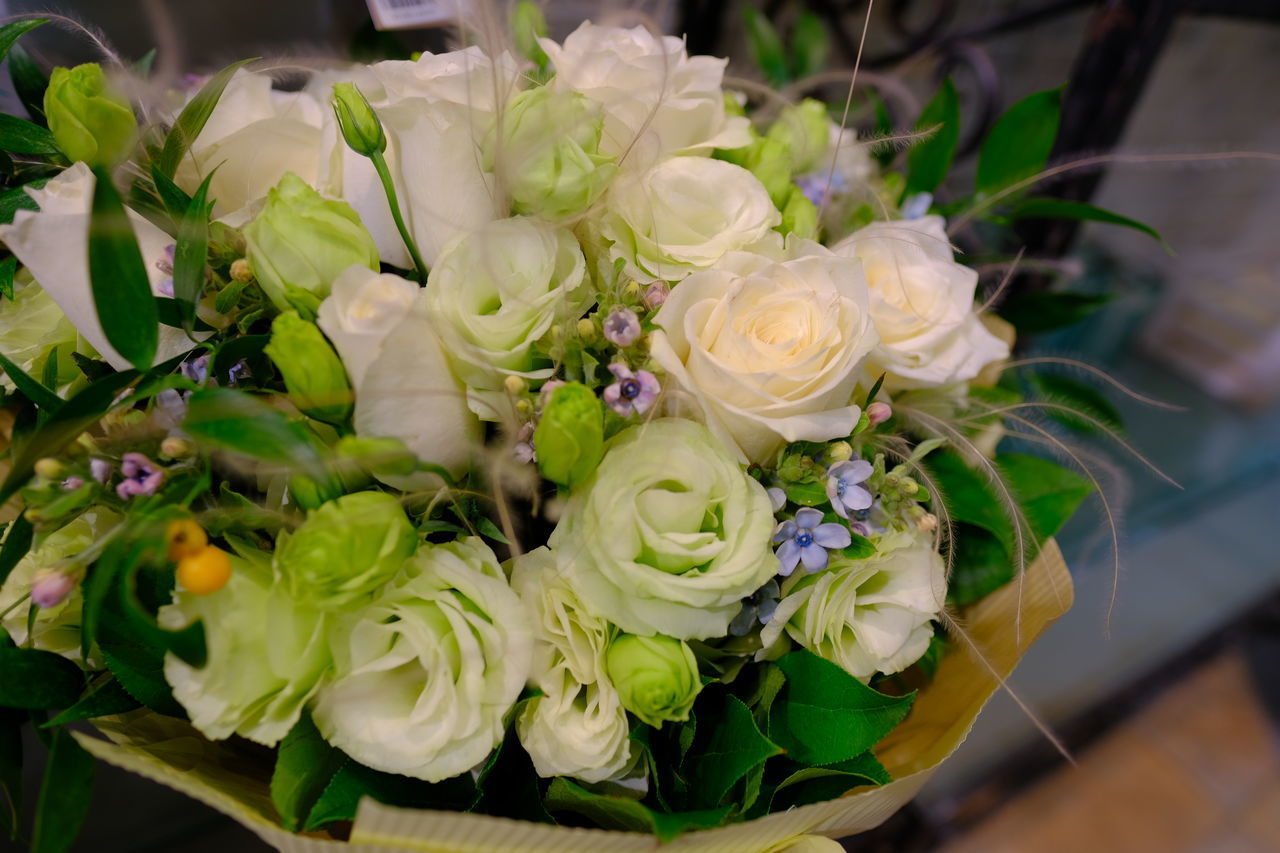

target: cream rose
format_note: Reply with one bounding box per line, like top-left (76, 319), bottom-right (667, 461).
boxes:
top-left (540, 22), bottom-right (751, 166)
top-left (511, 548), bottom-right (633, 783)
top-left (650, 242), bottom-right (879, 464)
top-left (761, 531), bottom-right (946, 680)
top-left (832, 216), bottom-right (1009, 389)
top-left (600, 156), bottom-right (781, 281)
top-left (549, 419), bottom-right (779, 640)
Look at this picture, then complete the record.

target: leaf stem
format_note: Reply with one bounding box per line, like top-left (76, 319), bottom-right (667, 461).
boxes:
top-left (370, 150), bottom-right (427, 285)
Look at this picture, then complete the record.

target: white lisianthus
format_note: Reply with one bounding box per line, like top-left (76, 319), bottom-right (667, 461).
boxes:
top-left (0, 163), bottom-right (198, 370)
top-left (313, 538), bottom-right (531, 783)
top-left (540, 22), bottom-right (751, 165)
top-left (761, 531), bottom-right (946, 680)
top-left (0, 274), bottom-right (81, 393)
top-left (425, 217), bottom-right (590, 417)
top-left (600, 157), bottom-right (781, 281)
top-left (511, 548), bottom-right (633, 783)
top-left (160, 545), bottom-right (331, 745)
top-left (650, 242), bottom-right (879, 464)
top-left (317, 265), bottom-right (419, 388)
top-left (175, 69), bottom-right (326, 220)
top-left (832, 216), bottom-right (1009, 389)
top-left (550, 419), bottom-right (779, 640)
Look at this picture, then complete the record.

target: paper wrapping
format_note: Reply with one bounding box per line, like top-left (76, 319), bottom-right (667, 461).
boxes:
top-left (75, 540), bottom-right (1072, 853)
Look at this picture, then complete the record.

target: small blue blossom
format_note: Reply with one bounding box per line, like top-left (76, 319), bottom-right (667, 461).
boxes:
top-left (729, 579), bottom-right (781, 636)
top-left (772, 507), bottom-right (852, 576)
top-left (796, 169), bottom-right (849, 207)
top-left (826, 458), bottom-right (874, 519)
top-left (901, 192), bottom-right (934, 220)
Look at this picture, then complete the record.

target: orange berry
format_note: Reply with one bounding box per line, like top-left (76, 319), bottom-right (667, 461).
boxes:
top-left (165, 519), bottom-right (208, 562)
top-left (176, 546), bottom-right (232, 596)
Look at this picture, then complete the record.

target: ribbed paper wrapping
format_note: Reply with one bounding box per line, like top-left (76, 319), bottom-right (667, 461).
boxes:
top-left (76, 540), bottom-right (1071, 853)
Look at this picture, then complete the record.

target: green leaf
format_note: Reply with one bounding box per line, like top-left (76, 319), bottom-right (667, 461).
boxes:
top-left (133, 48), bottom-right (158, 77)
top-left (9, 46), bottom-right (50, 126)
top-left (182, 388), bottom-right (327, 478)
top-left (31, 728), bottom-right (95, 853)
top-left (172, 172), bottom-right (214, 335)
top-left (544, 778), bottom-right (730, 842)
top-left (98, 642), bottom-right (183, 718)
top-left (842, 533), bottom-right (876, 561)
top-left (742, 8), bottom-right (788, 86)
top-left (682, 694), bottom-right (782, 809)
top-left (304, 761), bottom-right (476, 832)
top-left (0, 113), bottom-right (59, 155)
top-left (997, 452), bottom-right (1093, 544)
top-left (210, 334), bottom-right (269, 385)
top-left (43, 679), bottom-right (140, 728)
top-left (1027, 372), bottom-right (1124, 435)
top-left (0, 179), bottom-right (44, 224)
top-left (926, 451), bottom-right (1017, 554)
top-left (0, 349), bottom-right (61, 412)
top-left (998, 290), bottom-right (1111, 334)
top-left (89, 165), bottom-right (158, 369)
top-left (157, 58), bottom-right (258, 178)
top-left (150, 164), bottom-right (193, 223)
top-left (471, 722), bottom-right (552, 823)
top-left (0, 515), bottom-right (33, 587)
top-left (789, 12), bottom-right (829, 80)
top-left (272, 714), bottom-right (348, 833)
top-left (905, 78), bottom-right (960, 197)
top-left (769, 650), bottom-right (914, 766)
top-left (1010, 196), bottom-right (1163, 244)
top-left (0, 256), bottom-right (15, 300)
top-left (0, 647), bottom-right (83, 710)
top-left (947, 524), bottom-right (1013, 606)
top-left (770, 752), bottom-right (889, 811)
top-left (976, 87), bottom-right (1063, 197)
top-left (0, 18), bottom-right (47, 64)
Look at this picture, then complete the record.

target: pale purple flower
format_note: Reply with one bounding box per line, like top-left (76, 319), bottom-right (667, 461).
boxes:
top-left (767, 487), bottom-right (787, 513)
top-left (514, 422), bottom-right (536, 464)
top-left (772, 507), bottom-right (851, 576)
top-left (538, 379), bottom-right (566, 411)
top-left (901, 192), bottom-right (933, 220)
top-left (61, 476), bottom-right (85, 491)
top-left (116, 453), bottom-right (165, 499)
top-left (797, 169), bottom-right (849, 207)
top-left (89, 458), bottom-right (112, 483)
top-left (826, 458), bottom-right (874, 519)
top-left (603, 308), bottom-right (642, 347)
top-left (643, 281), bottom-right (670, 310)
top-left (181, 354), bottom-right (210, 384)
top-left (31, 569), bottom-right (76, 609)
top-left (155, 244), bottom-right (175, 297)
top-left (226, 359), bottom-right (250, 386)
top-left (603, 364), bottom-right (659, 417)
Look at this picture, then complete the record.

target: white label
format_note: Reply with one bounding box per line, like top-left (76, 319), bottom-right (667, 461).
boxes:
top-left (366, 0), bottom-right (462, 30)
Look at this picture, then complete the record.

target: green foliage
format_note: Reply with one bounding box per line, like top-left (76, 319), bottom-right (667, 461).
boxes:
top-left (303, 760), bottom-right (475, 832)
top-left (1010, 196), bottom-right (1164, 245)
top-left (976, 87), bottom-right (1063, 197)
top-left (544, 778), bottom-right (730, 842)
top-left (0, 113), bottom-right (60, 155)
top-left (9, 46), bottom-right (50, 126)
top-left (157, 58), bottom-right (257, 178)
top-left (0, 515), bottom-right (33, 587)
top-left (905, 78), bottom-right (959, 198)
top-left (31, 729), bottom-right (94, 853)
top-left (0, 255), bottom-right (15, 300)
top-left (88, 165), bottom-right (158, 368)
top-left (681, 694), bottom-right (782, 810)
top-left (0, 179), bottom-right (43, 224)
top-left (470, 719), bottom-right (552, 823)
top-left (43, 679), bottom-right (140, 727)
top-left (0, 349), bottom-right (61, 412)
top-left (0, 19), bottom-right (47, 65)
top-left (789, 13), bottom-right (829, 80)
top-left (742, 8), bottom-right (788, 87)
top-left (182, 388), bottom-right (328, 479)
top-left (0, 709), bottom-right (22, 838)
top-left (769, 753), bottom-right (889, 811)
top-left (998, 290), bottom-right (1111, 334)
top-left (0, 647), bottom-right (83, 710)
top-left (272, 714), bottom-right (348, 833)
top-left (172, 172), bottom-right (215, 335)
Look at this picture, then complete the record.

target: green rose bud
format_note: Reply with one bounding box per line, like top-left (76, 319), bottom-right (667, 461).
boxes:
top-left (767, 99), bottom-right (830, 174)
top-left (44, 63), bottom-right (138, 168)
top-left (534, 382), bottom-right (604, 488)
top-left (276, 491), bottom-right (417, 608)
top-left (243, 172), bottom-right (380, 313)
top-left (779, 186), bottom-right (819, 241)
top-left (335, 435), bottom-right (420, 479)
top-left (510, 1), bottom-right (550, 69)
top-left (746, 136), bottom-right (794, 209)
top-left (605, 633), bottom-right (702, 728)
top-left (331, 82), bottom-right (386, 158)
top-left (487, 88), bottom-right (616, 221)
top-left (264, 310), bottom-right (353, 425)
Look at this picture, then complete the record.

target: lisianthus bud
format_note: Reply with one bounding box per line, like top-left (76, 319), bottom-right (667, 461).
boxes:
top-left (533, 382), bottom-right (604, 489)
top-left (30, 568), bottom-right (77, 609)
top-left (605, 633), bottom-right (702, 728)
top-left (276, 491), bottom-right (417, 608)
top-left (44, 64), bottom-right (138, 167)
top-left (335, 435), bottom-right (419, 479)
top-left (264, 311), bottom-right (353, 425)
top-left (866, 401), bottom-right (892, 425)
top-left (244, 173), bottom-right (379, 313)
top-left (767, 99), bottom-right (830, 173)
top-left (331, 82), bottom-right (386, 158)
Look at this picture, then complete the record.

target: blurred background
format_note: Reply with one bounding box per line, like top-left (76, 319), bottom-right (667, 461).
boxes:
top-left (1, 1), bottom-right (1277, 851)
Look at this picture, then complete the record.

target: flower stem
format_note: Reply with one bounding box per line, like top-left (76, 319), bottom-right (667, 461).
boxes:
top-left (370, 150), bottom-right (428, 285)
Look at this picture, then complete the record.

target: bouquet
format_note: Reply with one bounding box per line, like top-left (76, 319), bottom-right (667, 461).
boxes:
top-left (0, 5), bottom-right (1130, 850)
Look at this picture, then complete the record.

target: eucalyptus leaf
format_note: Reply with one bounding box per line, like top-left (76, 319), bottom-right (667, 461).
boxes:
top-left (976, 87), bottom-right (1063, 197)
top-left (905, 78), bottom-right (959, 197)
top-left (157, 58), bottom-right (258, 178)
top-left (31, 728), bottom-right (95, 853)
top-left (88, 165), bottom-right (158, 368)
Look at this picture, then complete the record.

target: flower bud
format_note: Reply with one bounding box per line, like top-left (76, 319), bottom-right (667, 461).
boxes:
top-left (160, 436), bottom-right (195, 459)
top-left (229, 258), bottom-right (253, 283)
top-left (533, 382), bottom-right (604, 489)
top-left (866, 401), bottom-right (892, 426)
top-left (264, 310), bottom-right (353, 425)
top-left (330, 82), bottom-right (386, 158)
top-left (165, 519), bottom-right (208, 562)
top-left (44, 63), bottom-right (138, 167)
top-left (34, 458), bottom-right (64, 481)
top-left (643, 281), bottom-right (670, 310)
top-left (503, 374), bottom-right (528, 396)
top-left (605, 633), bottom-right (702, 728)
top-left (822, 441), bottom-right (853, 465)
top-left (917, 512), bottom-right (938, 533)
top-left (335, 435), bottom-right (419, 479)
top-left (244, 173), bottom-right (380, 313)
top-left (576, 317), bottom-right (597, 343)
top-left (30, 568), bottom-right (77, 609)
top-left (767, 99), bottom-right (830, 173)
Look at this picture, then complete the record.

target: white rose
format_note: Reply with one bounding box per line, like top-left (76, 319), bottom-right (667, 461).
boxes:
top-left (425, 217), bottom-right (590, 417)
top-left (600, 156), bottom-right (781, 282)
top-left (313, 538), bottom-right (531, 782)
top-left (761, 531), bottom-right (946, 680)
top-left (511, 548), bottom-right (633, 783)
top-left (650, 242), bottom-right (879, 464)
top-left (540, 22), bottom-right (751, 165)
top-left (0, 163), bottom-right (199, 370)
top-left (318, 269), bottom-right (479, 486)
top-left (175, 69), bottom-right (326, 220)
top-left (831, 216), bottom-right (1009, 389)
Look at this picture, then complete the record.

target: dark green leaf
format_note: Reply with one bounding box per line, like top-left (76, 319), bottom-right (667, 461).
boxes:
top-left (155, 298), bottom-right (214, 332)
top-left (31, 728), bottom-right (95, 853)
top-left (998, 290), bottom-right (1111, 334)
top-left (976, 87), bottom-right (1063, 196)
top-left (770, 752), bottom-right (889, 810)
top-left (0, 256), bottom-right (14, 300)
top-left (0, 647), bottom-right (83, 710)
top-left (789, 12), bottom-right (829, 80)
top-left (1010, 197), bottom-right (1163, 244)
top-left (742, 8), bottom-right (788, 86)
top-left (475, 516), bottom-right (509, 545)
top-left (9, 45), bottom-right (49, 125)
top-left (0, 709), bottom-right (23, 838)
top-left (947, 526), bottom-right (1015, 606)
top-left (998, 452), bottom-right (1093, 544)
top-left (304, 761), bottom-right (475, 832)
top-left (149, 165), bottom-right (193, 223)
top-left (905, 78), bottom-right (960, 197)
top-left (544, 778), bottom-right (729, 842)
top-left (272, 714), bottom-right (348, 833)
top-left (864, 373), bottom-right (885, 408)
top-left (0, 349), bottom-right (61, 412)
top-left (1027, 372), bottom-right (1124, 435)
top-left (43, 679), bottom-right (140, 728)
top-left (471, 722), bottom-right (552, 823)
top-left (0, 178), bottom-right (44, 224)
top-left (926, 451), bottom-right (1017, 555)
top-left (0, 113), bottom-right (59, 155)
top-left (98, 642), bottom-right (184, 718)
top-left (210, 334), bottom-right (269, 386)
top-left (69, 352), bottom-right (113, 382)
top-left (157, 58), bottom-right (258, 178)
top-left (0, 18), bottom-right (47, 64)
top-left (0, 515), bottom-right (33, 587)
top-left (769, 651), bottom-right (914, 766)
top-left (183, 388), bottom-right (327, 478)
top-left (172, 172), bottom-right (214, 335)
top-left (683, 694), bottom-right (782, 809)
top-left (89, 166), bottom-right (158, 368)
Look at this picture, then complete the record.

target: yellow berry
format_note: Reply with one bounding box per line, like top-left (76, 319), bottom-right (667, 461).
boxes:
top-left (165, 519), bottom-right (208, 562)
top-left (176, 546), bottom-right (232, 596)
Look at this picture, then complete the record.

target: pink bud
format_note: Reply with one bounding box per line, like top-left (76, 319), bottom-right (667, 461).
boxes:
top-left (31, 569), bottom-right (76, 609)
top-left (866, 401), bottom-right (892, 426)
top-left (643, 281), bottom-right (670, 310)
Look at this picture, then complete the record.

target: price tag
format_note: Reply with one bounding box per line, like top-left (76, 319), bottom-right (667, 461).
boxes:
top-left (365, 0), bottom-right (463, 30)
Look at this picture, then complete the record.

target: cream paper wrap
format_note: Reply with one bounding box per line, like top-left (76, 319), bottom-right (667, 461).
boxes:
top-left (75, 540), bottom-right (1072, 853)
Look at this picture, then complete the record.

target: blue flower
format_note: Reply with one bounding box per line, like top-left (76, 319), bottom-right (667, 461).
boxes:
top-left (728, 579), bottom-right (781, 636)
top-left (826, 458), bottom-right (873, 519)
top-left (772, 508), bottom-right (851, 576)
